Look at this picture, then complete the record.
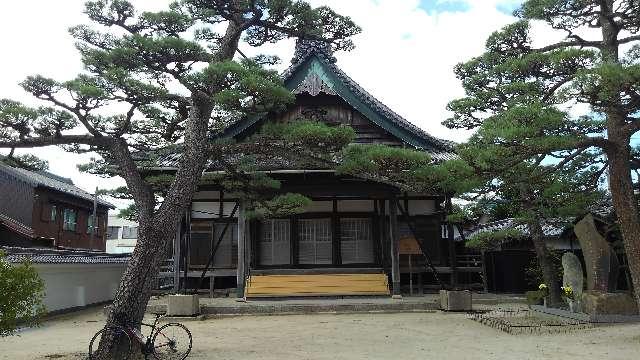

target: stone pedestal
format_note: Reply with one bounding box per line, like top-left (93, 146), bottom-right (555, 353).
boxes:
top-left (582, 291), bottom-right (638, 316)
top-left (167, 294), bottom-right (200, 316)
top-left (439, 290), bottom-right (472, 311)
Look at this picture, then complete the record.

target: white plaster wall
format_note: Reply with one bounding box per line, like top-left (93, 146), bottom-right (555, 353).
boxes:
top-left (337, 200), bottom-right (374, 212)
top-left (408, 200), bottom-right (436, 215)
top-left (304, 201), bottom-right (333, 212)
top-left (106, 239), bottom-right (135, 254)
top-left (546, 237), bottom-right (580, 250)
top-left (191, 201), bottom-right (237, 218)
top-left (192, 191), bottom-right (220, 199)
top-left (34, 263), bottom-right (127, 313)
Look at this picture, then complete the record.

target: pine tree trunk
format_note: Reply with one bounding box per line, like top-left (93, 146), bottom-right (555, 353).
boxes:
top-left (93, 96), bottom-right (215, 359)
top-left (529, 218), bottom-right (562, 306)
top-left (93, 218), bottom-right (178, 359)
top-left (607, 134), bottom-right (640, 305)
top-left (599, 2), bottom-right (640, 304)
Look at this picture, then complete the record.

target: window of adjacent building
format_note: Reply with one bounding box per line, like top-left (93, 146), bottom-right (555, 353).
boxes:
top-left (340, 218), bottom-right (374, 264)
top-left (95, 216), bottom-right (102, 235)
top-left (63, 209), bottom-right (77, 231)
top-left (122, 226), bottom-right (138, 239)
top-left (259, 219), bottom-right (291, 266)
top-left (107, 226), bottom-right (120, 240)
top-left (298, 218), bottom-right (332, 265)
top-left (50, 205), bottom-right (57, 222)
top-left (87, 215), bottom-right (94, 234)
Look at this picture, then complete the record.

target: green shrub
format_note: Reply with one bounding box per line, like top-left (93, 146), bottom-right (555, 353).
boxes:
top-left (0, 251), bottom-right (46, 336)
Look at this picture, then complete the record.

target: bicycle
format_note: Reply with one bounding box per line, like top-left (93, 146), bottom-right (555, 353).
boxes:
top-left (88, 313), bottom-right (192, 360)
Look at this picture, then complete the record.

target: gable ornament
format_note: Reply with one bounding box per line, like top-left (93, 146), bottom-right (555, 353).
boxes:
top-left (293, 73), bottom-right (336, 96)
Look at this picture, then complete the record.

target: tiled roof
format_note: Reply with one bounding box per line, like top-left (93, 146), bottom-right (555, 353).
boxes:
top-left (460, 218), bottom-right (571, 241)
top-left (0, 213), bottom-right (35, 238)
top-left (281, 40), bottom-right (457, 161)
top-left (2, 246), bottom-right (129, 264)
top-left (0, 163), bottom-right (114, 208)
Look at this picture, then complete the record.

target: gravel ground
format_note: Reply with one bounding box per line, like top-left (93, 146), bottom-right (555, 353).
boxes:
top-left (1, 306), bottom-right (639, 360)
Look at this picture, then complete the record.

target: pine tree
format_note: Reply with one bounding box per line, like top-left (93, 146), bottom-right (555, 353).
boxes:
top-left (445, 0), bottom-right (640, 303)
top-left (456, 135), bottom-right (603, 305)
top-left (0, 1), bottom-right (359, 357)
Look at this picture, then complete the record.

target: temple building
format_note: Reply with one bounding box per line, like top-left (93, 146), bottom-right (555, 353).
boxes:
top-left (158, 41), bottom-right (484, 298)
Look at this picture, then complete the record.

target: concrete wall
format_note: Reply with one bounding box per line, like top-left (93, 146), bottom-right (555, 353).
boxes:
top-left (34, 263), bottom-right (127, 313)
top-left (106, 238), bottom-right (137, 254)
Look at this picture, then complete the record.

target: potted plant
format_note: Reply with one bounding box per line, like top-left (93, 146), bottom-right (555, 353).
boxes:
top-left (561, 286), bottom-right (576, 312)
top-left (538, 283), bottom-right (549, 307)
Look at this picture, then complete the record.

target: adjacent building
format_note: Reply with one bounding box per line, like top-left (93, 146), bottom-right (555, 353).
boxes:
top-left (0, 163), bottom-right (114, 250)
top-left (106, 215), bottom-right (138, 254)
top-left (460, 218), bottom-right (576, 293)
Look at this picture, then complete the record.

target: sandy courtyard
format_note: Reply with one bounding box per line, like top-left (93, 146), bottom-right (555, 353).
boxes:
top-left (1, 306), bottom-right (639, 360)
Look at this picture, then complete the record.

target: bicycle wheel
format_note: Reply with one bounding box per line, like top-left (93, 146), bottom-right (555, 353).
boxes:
top-left (88, 326), bottom-right (133, 360)
top-left (152, 323), bottom-right (192, 360)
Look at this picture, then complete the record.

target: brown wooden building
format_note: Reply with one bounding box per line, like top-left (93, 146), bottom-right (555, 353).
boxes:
top-left (0, 163), bottom-right (113, 250)
top-left (160, 40), bottom-right (483, 297)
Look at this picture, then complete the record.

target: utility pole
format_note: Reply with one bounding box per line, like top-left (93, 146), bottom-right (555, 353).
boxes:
top-left (89, 186), bottom-right (98, 251)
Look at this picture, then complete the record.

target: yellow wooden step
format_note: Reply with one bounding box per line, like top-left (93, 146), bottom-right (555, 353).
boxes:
top-left (244, 273), bottom-right (390, 298)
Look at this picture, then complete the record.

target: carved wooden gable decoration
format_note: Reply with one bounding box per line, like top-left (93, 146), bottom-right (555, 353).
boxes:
top-left (293, 73), bottom-right (336, 97)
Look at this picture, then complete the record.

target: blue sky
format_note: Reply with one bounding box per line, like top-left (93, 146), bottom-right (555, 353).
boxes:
top-left (418, 0), bottom-right (470, 14)
top-left (495, 1), bottom-right (522, 15)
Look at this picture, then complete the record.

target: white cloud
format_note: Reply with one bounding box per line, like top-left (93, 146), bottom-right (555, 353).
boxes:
top-left (0, 0), bottom-right (573, 210)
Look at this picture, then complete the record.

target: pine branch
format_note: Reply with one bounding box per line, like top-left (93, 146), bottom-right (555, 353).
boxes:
top-left (0, 135), bottom-right (101, 148)
top-left (534, 39), bottom-right (602, 52)
top-left (619, 34), bottom-right (640, 45)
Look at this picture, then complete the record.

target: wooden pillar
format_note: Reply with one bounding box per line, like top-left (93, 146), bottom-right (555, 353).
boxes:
top-left (481, 250), bottom-right (489, 293)
top-left (245, 219), bottom-right (252, 274)
top-left (173, 216), bottom-right (182, 292)
top-left (379, 199), bottom-right (388, 269)
top-left (332, 198), bottom-right (341, 265)
top-left (389, 195), bottom-right (401, 297)
top-left (182, 208), bottom-right (191, 293)
top-left (237, 201), bottom-right (246, 298)
top-left (445, 195), bottom-right (457, 287)
top-left (373, 200), bottom-right (382, 265)
top-left (408, 255), bottom-right (413, 296)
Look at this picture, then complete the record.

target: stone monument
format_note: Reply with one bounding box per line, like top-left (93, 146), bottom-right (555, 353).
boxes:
top-left (573, 214), bottom-right (610, 291)
top-left (574, 213), bottom-right (638, 316)
top-left (562, 252), bottom-right (584, 312)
